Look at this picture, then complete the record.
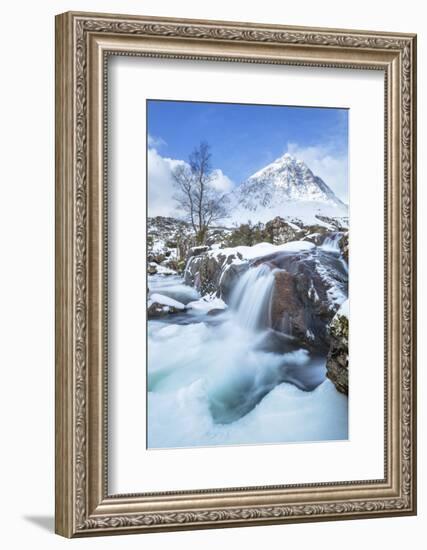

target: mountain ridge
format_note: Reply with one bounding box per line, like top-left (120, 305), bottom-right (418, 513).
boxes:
top-left (229, 152), bottom-right (347, 225)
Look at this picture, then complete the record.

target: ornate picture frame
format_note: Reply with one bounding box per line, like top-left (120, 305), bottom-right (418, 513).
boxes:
top-left (55, 11), bottom-right (417, 537)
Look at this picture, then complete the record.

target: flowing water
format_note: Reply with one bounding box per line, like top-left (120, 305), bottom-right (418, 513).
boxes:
top-left (147, 248), bottom-right (348, 449)
top-left (321, 232), bottom-right (342, 253)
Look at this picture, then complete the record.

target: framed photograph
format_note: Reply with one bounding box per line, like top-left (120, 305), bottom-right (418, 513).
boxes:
top-left (55, 11), bottom-right (417, 537)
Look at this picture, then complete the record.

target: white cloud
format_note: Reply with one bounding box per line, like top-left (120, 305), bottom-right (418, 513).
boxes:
top-left (210, 169), bottom-right (234, 192)
top-left (286, 142), bottom-right (348, 203)
top-left (147, 147), bottom-right (235, 217)
top-left (147, 134), bottom-right (166, 149)
top-left (147, 148), bottom-right (183, 217)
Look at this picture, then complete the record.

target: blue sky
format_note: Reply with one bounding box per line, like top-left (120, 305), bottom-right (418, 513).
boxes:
top-left (147, 99), bottom-right (348, 188)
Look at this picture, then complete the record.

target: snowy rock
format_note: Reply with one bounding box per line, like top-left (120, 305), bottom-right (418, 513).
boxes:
top-left (184, 249), bottom-right (245, 297)
top-left (149, 293), bottom-right (185, 309)
top-left (187, 245), bottom-right (210, 258)
top-left (147, 302), bottom-right (170, 318)
top-left (263, 216), bottom-right (304, 244)
top-left (315, 214), bottom-right (349, 231)
top-left (147, 293), bottom-right (186, 318)
top-left (155, 264), bottom-right (177, 276)
top-left (326, 300), bottom-right (349, 394)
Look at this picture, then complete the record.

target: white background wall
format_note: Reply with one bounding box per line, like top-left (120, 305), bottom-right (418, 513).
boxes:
top-left (0, 1), bottom-right (424, 548)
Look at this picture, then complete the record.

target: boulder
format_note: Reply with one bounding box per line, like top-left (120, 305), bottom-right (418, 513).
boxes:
top-left (152, 253), bottom-right (166, 264)
top-left (264, 216), bottom-right (304, 245)
top-left (147, 262), bottom-right (158, 275)
top-left (147, 293), bottom-right (186, 319)
top-left (266, 249), bottom-right (345, 350)
top-left (326, 302), bottom-right (349, 394)
top-left (184, 250), bottom-right (246, 299)
top-left (147, 302), bottom-right (183, 318)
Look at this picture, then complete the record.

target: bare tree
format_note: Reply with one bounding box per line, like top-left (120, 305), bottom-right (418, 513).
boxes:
top-left (172, 142), bottom-right (228, 244)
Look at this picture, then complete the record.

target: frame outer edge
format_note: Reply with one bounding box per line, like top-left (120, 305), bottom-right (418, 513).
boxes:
top-left (54, 10), bottom-right (417, 537)
top-left (409, 34), bottom-right (417, 514)
top-left (55, 12), bottom-right (75, 538)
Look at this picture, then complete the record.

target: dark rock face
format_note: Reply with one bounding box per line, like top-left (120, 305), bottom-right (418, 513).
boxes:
top-left (326, 307), bottom-right (349, 394)
top-left (266, 249), bottom-right (344, 351)
top-left (339, 231), bottom-right (349, 264)
top-left (184, 254), bottom-right (221, 295)
top-left (264, 216), bottom-right (304, 244)
top-left (184, 250), bottom-right (246, 297)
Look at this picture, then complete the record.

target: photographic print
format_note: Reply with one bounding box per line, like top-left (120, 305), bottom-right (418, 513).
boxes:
top-left (146, 100), bottom-right (349, 449)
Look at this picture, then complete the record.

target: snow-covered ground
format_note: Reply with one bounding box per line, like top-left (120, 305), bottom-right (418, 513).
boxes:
top-left (209, 240), bottom-right (315, 261)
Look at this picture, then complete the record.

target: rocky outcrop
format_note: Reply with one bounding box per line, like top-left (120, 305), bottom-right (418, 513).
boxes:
top-left (184, 250), bottom-right (247, 298)
top-left (263, 216), bottom-right (304, 244)
top-left (339, 231), bottom-right (349, 264)
top-left (183, 237), bottom-right (348, 350)
top-left (267, 250), bottom-right (343, 351)
top-left (315, 214), bottom-right (349, 231)
top-left (326, 301), bottom-right (349, 394)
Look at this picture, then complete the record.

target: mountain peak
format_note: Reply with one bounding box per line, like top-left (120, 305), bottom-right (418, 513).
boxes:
top-left (276, 152), bottom-right (305, 165)
top-left (271, 152), bottom-right (300, 167)
top-left (252, 152), bottom-right (310, 180)
top-left (232, 153), bottom-right (346, 223)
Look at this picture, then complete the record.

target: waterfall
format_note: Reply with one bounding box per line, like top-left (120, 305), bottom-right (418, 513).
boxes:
top-left (321, 232), bottom-right (342, 253)
top-left (229, 264), bottom-right (276, 331)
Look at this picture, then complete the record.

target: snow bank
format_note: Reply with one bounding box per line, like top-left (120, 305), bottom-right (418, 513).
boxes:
top-left (186, 296), bottom-right (227, 314)
top-left (148, 276), bottom-right (200, 305)
top-left (148, 378), bottom-right (348, 448)
top-left (209, 240), bottom-right (315, 262)
top-left (156, 264), bottom-right (177, 275)
top-left (148, 293), bottom-right (185, 310)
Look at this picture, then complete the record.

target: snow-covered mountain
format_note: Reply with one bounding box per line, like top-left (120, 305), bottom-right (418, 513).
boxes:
top-left (231, 153), bottom-right (348, 225)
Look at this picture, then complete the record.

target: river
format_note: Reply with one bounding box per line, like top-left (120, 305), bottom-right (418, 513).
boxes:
top-left (147, 242), bottom-right (348, 449)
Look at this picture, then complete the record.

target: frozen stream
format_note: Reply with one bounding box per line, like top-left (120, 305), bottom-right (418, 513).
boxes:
top-left (147, 258), bottom-right (348, 449)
